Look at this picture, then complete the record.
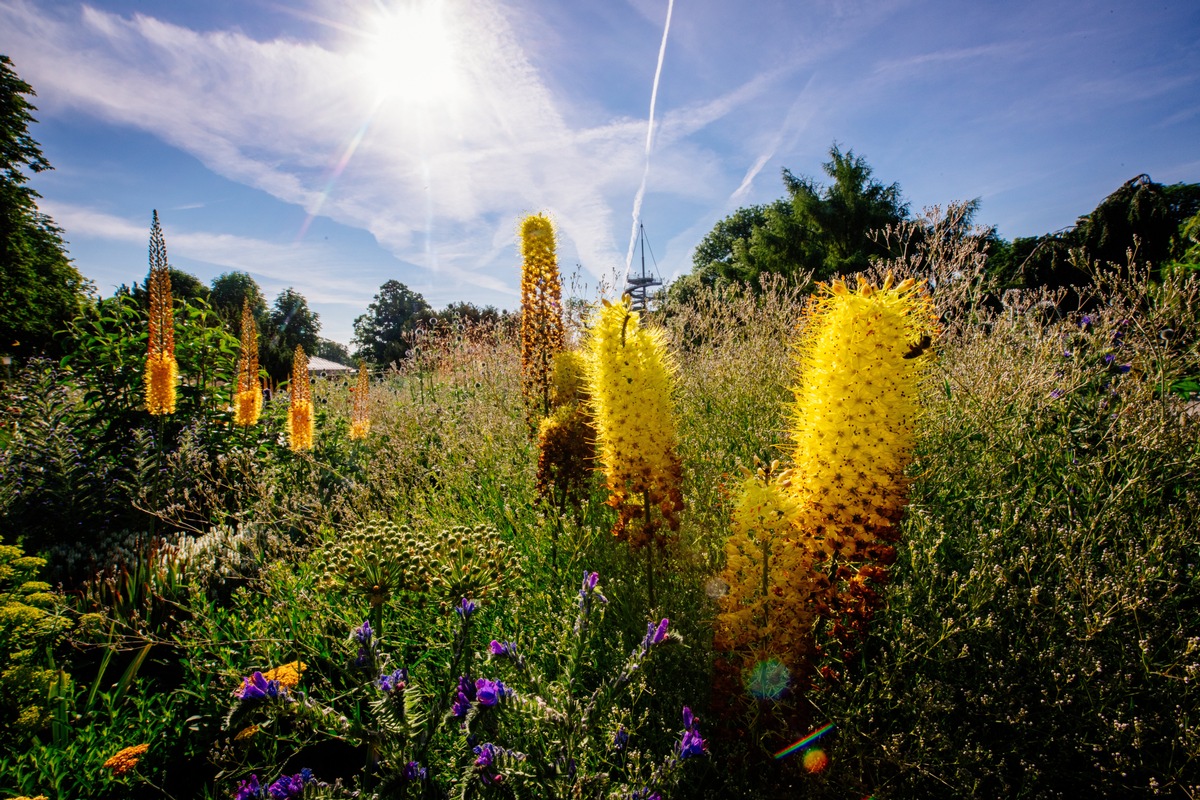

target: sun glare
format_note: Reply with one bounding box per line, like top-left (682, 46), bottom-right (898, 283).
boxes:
top-left (357, 0), bottom-right (461, 106)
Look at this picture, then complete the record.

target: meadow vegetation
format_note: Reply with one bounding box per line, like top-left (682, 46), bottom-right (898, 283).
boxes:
top-left (1, 204), bottom-right (1199, 800)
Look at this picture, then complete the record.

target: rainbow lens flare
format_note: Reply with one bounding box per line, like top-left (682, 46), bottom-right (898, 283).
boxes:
top-left (774, 722), bottom-right (834, 760)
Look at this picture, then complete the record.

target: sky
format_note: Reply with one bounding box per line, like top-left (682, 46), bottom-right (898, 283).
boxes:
top-left (3, 0), bottom-right (1198, 347)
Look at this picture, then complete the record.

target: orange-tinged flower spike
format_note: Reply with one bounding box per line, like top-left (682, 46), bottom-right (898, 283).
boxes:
top-left (233, 298), bottom-right (262, 426)
top-left (144, 211), bottom-right (177, 415)
top-left (715, 462), bottom-right (819, 672)
top-left (583, 296), bottom-right (683, 548)
top-left (519, 213), bottom-right (565, 421)
top-left (349, 361), bottom-right (371, 439)
top-left (103, 742), bottom-right (149, 776)
top-left (287, 346), bottom-right (314, 451)
top-left (785, 274), bottom-right (936, 556)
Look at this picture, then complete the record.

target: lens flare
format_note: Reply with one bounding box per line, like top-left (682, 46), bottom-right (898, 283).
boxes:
top-left (802, 747), bottom-right (830, 774)
top-left (744, 658), bottom-right (790, 700)
top-left (774, 722), bottom-right (834, 760)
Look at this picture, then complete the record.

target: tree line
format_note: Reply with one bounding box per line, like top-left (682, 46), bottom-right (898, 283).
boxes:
top-left (671, 144), bottom-right (1200, 306)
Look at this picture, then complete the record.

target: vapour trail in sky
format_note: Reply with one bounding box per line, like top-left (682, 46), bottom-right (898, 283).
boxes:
top-left (624, 0), bottom-right (675, 283)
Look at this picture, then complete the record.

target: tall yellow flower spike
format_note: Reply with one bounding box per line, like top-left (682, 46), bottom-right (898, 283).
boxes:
top-left (784, 273), bottom-right (936, 661)
top-left (519, 213), bottom-right (565, 422)
top-left (583, 296), bottom-right (683, 549)
top-left (714, 462), bottom-right (820, 673)
top-left (287, 346), bottom-right (314, 451)
top-left (144, 211), bottom-right (177, 416)
top-left (233, 298), bottom-right (262, 427)
top-left (349, 361), bottom-right (371, 440)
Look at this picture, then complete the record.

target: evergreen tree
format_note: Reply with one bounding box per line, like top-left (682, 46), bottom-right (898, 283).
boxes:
top-left (0, 55), bottom-right (90, 357)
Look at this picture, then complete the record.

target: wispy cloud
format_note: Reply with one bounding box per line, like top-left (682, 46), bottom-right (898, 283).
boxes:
top-left (5, 0), bottom-right (765, 295)
top-left (41, 200), bottom-right (378, 306)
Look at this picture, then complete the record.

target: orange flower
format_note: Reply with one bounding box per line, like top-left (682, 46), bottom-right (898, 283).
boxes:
top-left (103, 743), bottom-right (149, 776)
top-left (349, 362), bottom-right (370, 439)
top-left (287, 346), bottom-right (314, 451)
top-left (262, 660), bottom-right (306, 689)
top-left (144, 211), bottom-right (177, 415)
top-left (233, 298), bottom-right (262, 426)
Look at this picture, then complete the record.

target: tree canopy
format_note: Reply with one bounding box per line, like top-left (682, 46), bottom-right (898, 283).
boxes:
top-left (676, 145), bottom-right (909, 299)
top-left (353, 280), bottom-right (432, 367)
top-left (0, 55), bottom-right (90, 357)
top-left (262, 287), bottom-right (320, 381)
top-left (210, 271), bottom-right (268, 334)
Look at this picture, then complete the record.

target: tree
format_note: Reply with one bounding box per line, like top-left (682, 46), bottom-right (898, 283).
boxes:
top-left (262, 287), bottom-right (320, 381)
top-left (690, 202), bottom-right (786, 286)
top-left (0, 55), bottom-right (90, 357)
top-left (313, 338), bottom-right (351, 364)
top-left (352, 280), bottom-right (432, 367)
top-left (210, 271), bottom-right (268, 333)
top-left (682, 144), bottom-right (909, 292)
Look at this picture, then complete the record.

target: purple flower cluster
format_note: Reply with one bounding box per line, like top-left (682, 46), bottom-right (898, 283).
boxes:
top-left (401, 761), bottom-right (427, 782)
top-left (678, 706), bottom-right (706, 759)
top-left (627, 789), bottom-right (662, 800)
top-left (452, 674), bottom-right (478, 718)
top-left (640, 618), bottom-right (670, 652)
top-left (613, 725), bottom-right (629, 750)
top-left (267, 769), bottom-right (315, 799)
top-left (489, 640), bottom-right (517, 657)
top-left (354, 620), bottom-right (373, 644)
top-left (235, 672), bottom-right (284, 702)
top-left (578, 571), bottom-right (607, 607)
top-left (377, 667), bottom-right (408, 694)
top-left (456, 597), bottom-right (477, 618)
top-left (475, 677), bottom-right (514, 706)
top-left (235, 769), bottom-right (315, 800)
top-left (473, 742), bottom-right (500, 767)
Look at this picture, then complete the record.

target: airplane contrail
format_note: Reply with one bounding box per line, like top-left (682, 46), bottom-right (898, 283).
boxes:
top-left (623, 0), bottom-right (674, 283)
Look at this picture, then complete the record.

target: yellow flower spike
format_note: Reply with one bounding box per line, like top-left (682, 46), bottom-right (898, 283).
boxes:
top-left (103, 743), bottom-right (149, 776)
top-left (144, 211), bottom-right (177, 415)
top-left (287, 346), bottom-right (314, 451)
top-left (233, 298), bottom-right (262, 426)
top-left (715, 464), bottom-right (819, 673)
top-left (519, 213), bottom-right (565, 423)
top-left (783, 275), bottom-right (937, 655)
top-left (583, 296), bottom-right (683, 549)
top-left (349, 361), bottom-right (371, 439)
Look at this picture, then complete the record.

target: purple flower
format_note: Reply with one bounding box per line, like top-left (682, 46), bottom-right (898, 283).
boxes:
top-left (613, 726), bottom-right (629, 750)
top-left (355, 647), bottom-right (369, 668)
top-left (452, 674), bottom-right (477, 718)
top-left (489, 640), bottom-right (516, 657)
top-left (642, 618), bottom-right (670, 650)
top-left (377, 667), bottom-right (408, 693)
top-left (628, 790), bottom-right (661, 800)
top-left (456, 598), bottom-right (477, 618)
top-left (1080, 315), bottom-right (1093, 327)
top-left (354, 620), bottom-right (373, 644)
top-left (679, 728), bottom-right (706, 759)
top-left (474, 742), bottom-right (500, 768)
top-left (267, 774), bottom-right (302, 799)
top-left (1063, 350), bottom-right (1073, 359)
top-left (475, 678), bottom-right (513, 706)
top-left (1117, 363), bottom-right (1131, 374)
top-left (235, 775), bottom-right (262, 800)
top-left (679, 705), bottom-right (706, 759)
top-left (236, 672), bottom-right (283, 701)
top-left (1103, 353), bottom-right (1115, 365)
top-left (583, 571), bottom-right (599, 593)
top-left (402, 761), bottom-right (427, 782)
top-left (1049, 389), bottom-right (1063, 400)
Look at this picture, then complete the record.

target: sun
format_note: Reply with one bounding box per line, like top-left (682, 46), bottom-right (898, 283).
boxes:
top-left (355, 0), bottom-right (462, 106)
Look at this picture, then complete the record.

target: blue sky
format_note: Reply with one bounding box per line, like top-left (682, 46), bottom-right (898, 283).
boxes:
top-left (3, 0), bottom-right (1198, 346)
